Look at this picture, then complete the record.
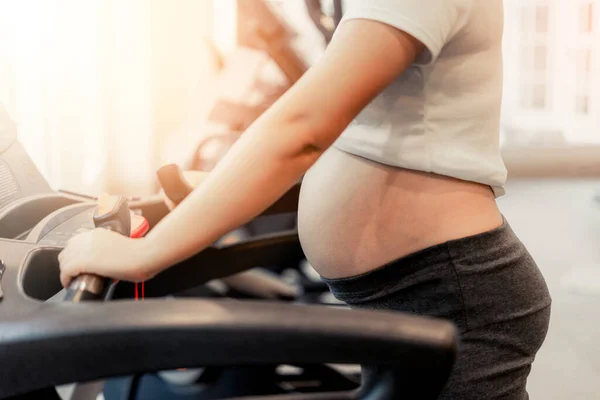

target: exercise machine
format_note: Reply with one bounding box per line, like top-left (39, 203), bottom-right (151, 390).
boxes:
top-left (305, 0), bottom-right (344, 45)
top-left (0, 108), bottom-right (457, 398)
top-left (0, 104), bottom-right (91, 240)
top-left (0, 103), bottom-right (303, 304)
top-left (186, 0), bottom-right (309, 158)
top-left (0, 193), bottom-right (458, 399)
top-left (0, 103), bottom-right (171, 242)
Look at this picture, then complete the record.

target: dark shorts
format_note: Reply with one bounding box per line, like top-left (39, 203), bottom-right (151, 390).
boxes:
top-left (322, 217), bottom-right (552, 399)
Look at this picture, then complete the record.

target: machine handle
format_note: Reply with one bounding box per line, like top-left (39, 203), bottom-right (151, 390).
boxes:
top-left (0, 259), bottom-right (5, 302)
top-left (156, 164), bottom-right (194, 205)
top-left (0, 299), bottom-right (457, 400)
top-left (64, 195), bottom-right (131, 302)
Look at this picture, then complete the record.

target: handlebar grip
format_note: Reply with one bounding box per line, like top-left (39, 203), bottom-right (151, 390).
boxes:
top-left (63, 275), bottom-right (107, 302)
top-left (64, 196), bottom-right (131, 302)
top-left (93, 195), bottom-right (131, 236)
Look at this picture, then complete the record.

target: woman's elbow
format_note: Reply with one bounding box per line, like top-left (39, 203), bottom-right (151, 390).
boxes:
top-left (284, 110), bottom-right (345, 157)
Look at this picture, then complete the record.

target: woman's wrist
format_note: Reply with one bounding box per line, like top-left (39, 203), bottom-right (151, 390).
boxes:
top-left (137, 237), bottom-right (169, 281)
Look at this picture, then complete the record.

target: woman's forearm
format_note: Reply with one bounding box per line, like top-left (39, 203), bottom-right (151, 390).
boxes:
top-left (142, 112), bottom-right (323, 277)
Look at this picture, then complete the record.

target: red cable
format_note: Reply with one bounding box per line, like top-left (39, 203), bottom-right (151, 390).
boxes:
top-left (130, 214), bottom-right (149, 301)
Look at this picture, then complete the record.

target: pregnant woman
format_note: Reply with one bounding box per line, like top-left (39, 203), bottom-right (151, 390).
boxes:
top-left (59, 1), bottom-right (551, 398)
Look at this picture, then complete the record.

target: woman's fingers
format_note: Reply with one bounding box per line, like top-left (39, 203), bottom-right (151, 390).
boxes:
top-left (59, 258), bottom-right (80, 288)
top-left (60, 270), bottom-right (73, 288)
top-left (58, 238), bottom-right (84, 287)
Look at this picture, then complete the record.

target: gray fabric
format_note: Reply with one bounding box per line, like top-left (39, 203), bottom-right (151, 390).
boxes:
top-left (322, 217), bottom-right (551, 399)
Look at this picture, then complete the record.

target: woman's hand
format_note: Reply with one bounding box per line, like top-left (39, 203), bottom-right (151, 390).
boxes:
top-left (160, 170), bottom-right (210, 211)
top-left (58, 229), bottom-right (155, 288)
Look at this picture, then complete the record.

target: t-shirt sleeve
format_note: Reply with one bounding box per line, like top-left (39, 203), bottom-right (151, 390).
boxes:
top-left (340, 0), bottom-right (474, 65)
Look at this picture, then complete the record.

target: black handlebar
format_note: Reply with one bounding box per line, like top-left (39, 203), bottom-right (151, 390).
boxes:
top-left (0, 259), bottom-right (5, 302)
top-left (0, 299), bottom-right (457, 399)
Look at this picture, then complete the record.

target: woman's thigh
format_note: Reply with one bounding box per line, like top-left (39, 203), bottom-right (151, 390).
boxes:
top-left (440, 306), bottom-right (551, 400)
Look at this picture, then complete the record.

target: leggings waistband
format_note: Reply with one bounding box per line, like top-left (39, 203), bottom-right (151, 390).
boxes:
top-left (321, 217), bottom-right (552, 333)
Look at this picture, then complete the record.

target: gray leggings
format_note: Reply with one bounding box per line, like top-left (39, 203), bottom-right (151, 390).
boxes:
top-left (322, 217), bottom-right (551, 399)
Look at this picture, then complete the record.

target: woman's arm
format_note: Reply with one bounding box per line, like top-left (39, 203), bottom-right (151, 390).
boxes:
top-left (58, 19), bottom-right (426, 286)
top-left (141, 20), bottom-right (425, 277)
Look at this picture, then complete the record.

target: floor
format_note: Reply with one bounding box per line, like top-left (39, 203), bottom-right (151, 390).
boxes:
top-left (498, 179), bottom-right (600, 400)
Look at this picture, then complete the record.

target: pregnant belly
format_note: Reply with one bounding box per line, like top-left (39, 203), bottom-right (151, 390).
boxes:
top-left (297, 147), bottom-right (502, 279)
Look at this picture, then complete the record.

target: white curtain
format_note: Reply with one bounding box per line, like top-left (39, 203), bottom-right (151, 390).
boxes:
top-left (0, 0), bottom-right (218, 196)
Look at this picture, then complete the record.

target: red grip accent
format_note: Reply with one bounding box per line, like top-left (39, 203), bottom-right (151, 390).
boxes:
top-left (130, 215), bottom-right (149, 239)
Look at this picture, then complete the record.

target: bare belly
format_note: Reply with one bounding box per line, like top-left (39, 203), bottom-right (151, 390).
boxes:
top-left (298, 147), bottom-right (503, 279)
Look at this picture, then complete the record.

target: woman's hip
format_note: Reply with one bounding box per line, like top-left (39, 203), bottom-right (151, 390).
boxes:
top-left (325, 221), bottom-right (551, 400)
top-left (323, 217), bottom-right (552, 398)
top-left (321, 217), bottom-right (551, 332)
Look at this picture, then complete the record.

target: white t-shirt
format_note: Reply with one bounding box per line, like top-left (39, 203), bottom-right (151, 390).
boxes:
top-left (333, 0), bottom-right (508, 196)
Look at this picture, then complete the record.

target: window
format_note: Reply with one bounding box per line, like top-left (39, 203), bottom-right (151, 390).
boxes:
top-left (534, 45), bottom-right (547, 72)
top-left (521, 45), bottom-right (548, 73)
top-left (576, 95), bottom-right (590, 115)
top-left (583, 49), bottom-right (592, 74)
top-left (521, 46), bottom-right (533, 70)
top-left (580, 3), bottom-right (594, 34)
top-left (532, 84), bottom-right (547, 109)
top-left (535, 6), bottom-right (549, 33)
top-left (504, 1), bottom-right (598, 147)
top-left (520, 7), bottom-right (532, 33)
top-left (521, 5), bottom-right (550, 34)
top-left (575, 49), bottom-right (592, 115)
top-left (519, 83), bottom-right (548, 111)
top-left (517, 4), bottom-right (552, 112)
top-left (519, 86), bottom-right (531, 109)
